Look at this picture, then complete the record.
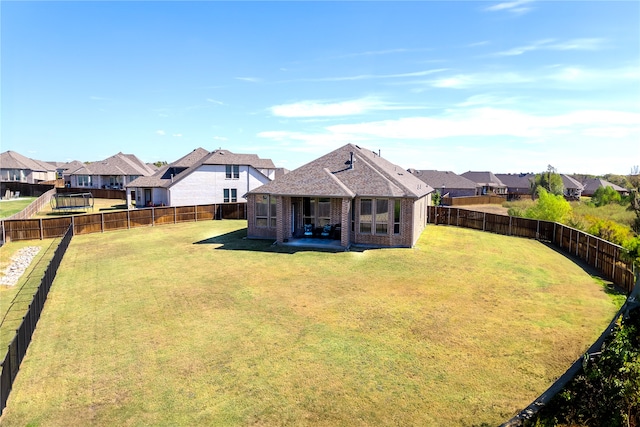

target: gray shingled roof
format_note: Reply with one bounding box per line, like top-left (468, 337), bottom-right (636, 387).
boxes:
top-left (249, 144), bottom-right (433, 198)
top-left (1, 151), bottom-right (57, 172)
top-left (127, 148), bottom-right (276, 189)
top-left (68, 152), bottom-right (156, 177)
top-left (201, 150), bottom-right (276, 169)
top-left (582, 178), bottom-right (628, 195)
top-left (408, 170), bottom-right (478, 190)
top-left (495, 173), bottom-right (534, 190)
top-left (460, 171), bottom-right (507, 188)
top-left (561, 174), bottom-right (584, 190)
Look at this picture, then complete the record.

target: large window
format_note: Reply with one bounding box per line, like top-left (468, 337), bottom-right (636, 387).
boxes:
top-left (255, 194), bottom-right (276, 228)
top-left (225, 164), bottom-right (240, 179)
top-left (224, 188), bottom-right (237, 203)
top-left (359, 198), bottom-right (394, 235)
top-left (3, 169), bottom-right (26, 182)
top-left (303, 197), bottom-right (331, 227)
top-left (77, 175), bottom-right (92, 187)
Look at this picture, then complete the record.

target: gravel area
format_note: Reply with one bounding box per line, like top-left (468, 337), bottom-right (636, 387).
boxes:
top-left (0, 246), bottom-right (41, 286)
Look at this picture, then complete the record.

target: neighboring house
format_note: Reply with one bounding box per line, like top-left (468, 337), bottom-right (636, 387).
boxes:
top-left (0, 151), bottom-right (57, 184)
top-left (495, 173), bottom-right (534, 200)
top-left (408, 169), bottom-right (479, 198)
top-left (126, 148), bottom-right (279, 208)
top-left (246, 143), bottom-right (434, 249)
top-left (48, 160), bottom-right (86, 185)
top-left (66, 152), bottom-right (156, 190)
top-left (581, 178), bottom-right (629, 197)
top-left (460, 171), bottom-right (508, 196)
top-left (560, 174), bottom-right (584, 200)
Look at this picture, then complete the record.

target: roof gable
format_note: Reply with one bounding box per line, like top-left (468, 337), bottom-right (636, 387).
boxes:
top-left (410, 170), bottom-right (479, 189)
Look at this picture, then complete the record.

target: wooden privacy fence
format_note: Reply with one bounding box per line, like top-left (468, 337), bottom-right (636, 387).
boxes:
top-left (442, 195), bottom-right (506, 206)
top-left (2, 188), bottom-right (57, 221)
top-left (0, 224), bottom-right (74, 413)
top-left (0, 203), bottom-right (247, 242)
top-left (428, 206), bottom-right (635, 295)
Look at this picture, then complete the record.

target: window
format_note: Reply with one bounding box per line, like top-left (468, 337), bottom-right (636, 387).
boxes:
top-left (255, 194), bottom-right (276, 228)
top-left (225, 164), bottom-right (240, 179)
top-left (223, 188), bottom-right (237, 203)
top-left (394, 200), bottom-right (401, 234)
top-left (303, 197), bottom-right (331, 227)
top-left (359, 199), bottom-right (372, 234)
top-left (375, 199), bottom-right (388, 235)
top-left (270, 195), bottom-right (277, 227)
top-left (77, 175), bottom-right (92, 187)
top-left (318, 198), bottom-right (331, 226)
top-left (4, 169), bottom-right (26, 182)
top-left (359, 198), bottom-right (393, 235)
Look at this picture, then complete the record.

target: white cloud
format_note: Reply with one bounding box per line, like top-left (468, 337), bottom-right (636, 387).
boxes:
top-left (212, 136), bottom-right (228, 141)
top-left (485, 0), bottom-right (534, 14)
top-left (235, 77), bottom-right (261, 83)
top-left (494, 38), bottom-right (606, 56)
top-left (155, 130), bottom-right (166, 136)
top-left (206, 98), bottom-right (224, 105)
top-left (430, 72), bottom-right (532, 89)
top-left (172, 133), bottom-right (182, 137)
top-left (270, 97), bottom-right (426, 118)
top-left (285, 68), bottom-right (449, 83)
top-left (259, 108), bottom-right (640, 145)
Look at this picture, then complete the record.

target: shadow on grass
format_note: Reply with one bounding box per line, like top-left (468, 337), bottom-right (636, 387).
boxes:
top-left (193, 228), bottom-right (350, 254)
top-left (541, 242), bottom-right (627, 301)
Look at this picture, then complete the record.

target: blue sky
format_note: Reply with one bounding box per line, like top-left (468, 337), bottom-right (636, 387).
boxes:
top-left (2, 1), bottom-right (639, 175)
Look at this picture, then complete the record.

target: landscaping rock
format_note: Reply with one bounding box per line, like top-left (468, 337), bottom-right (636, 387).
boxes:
top-left (0, 246), bottom-right (41, 286)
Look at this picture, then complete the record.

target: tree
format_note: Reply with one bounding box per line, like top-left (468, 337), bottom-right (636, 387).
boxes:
top-left (533, 165), bottom-right (564, 197)
top-left (591, 186), bottom-right (622, 207)
top-left (153, 161), bottom-right (168, 168)
top-left (524, 187), bottom-right (572, 222)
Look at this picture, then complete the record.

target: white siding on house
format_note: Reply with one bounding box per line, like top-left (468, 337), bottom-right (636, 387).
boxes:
top-left (168, 164), bottom-right (272, 206)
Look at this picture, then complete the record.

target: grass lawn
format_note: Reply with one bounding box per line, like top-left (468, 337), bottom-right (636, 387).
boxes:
top-left (0, 198), bottom-right (38, 219)
top-left (0, 238), bottom-right (58, 350)
top-left (0, 221), bottom-right (622, 426)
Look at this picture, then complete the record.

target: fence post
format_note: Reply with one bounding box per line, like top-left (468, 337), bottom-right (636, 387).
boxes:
top-left (101, 212), bottom-right (104, 233)
top-left (152, 207), bottom-right (155, 226)
top-left (174, 206), bottom-right (177, 224)
top-left (127, 209), bottom-right (130, 229)
top-left (586, 235), bottom-right (590, 262)
top-left (569, 228), bottom-right (572, 253)
top-left (536, 220), bottom-right (540, 240)
top-left (483, 212), bottom-right (486, 231)
top-left (576, 232), bottom-right (579, 257)
top-left (39, 219), bottom-right (43, 240)
top-left (595, 239), bottom-right (599, 269)
top-left (553, 222), bottom-right (557, 245)
top-left (509, 215), bottom-right (512, 236)
top-left (457, 208), bottom-right (460, 227)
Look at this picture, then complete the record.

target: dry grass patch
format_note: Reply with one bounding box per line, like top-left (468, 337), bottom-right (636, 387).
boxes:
top-left (0, 221), bottom-right (621, 426)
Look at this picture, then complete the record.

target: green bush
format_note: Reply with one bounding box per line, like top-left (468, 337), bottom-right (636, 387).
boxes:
top-left (524, 188), bottom-right (572, 223)
top-left (592, 186), bottom-right (623, 207)
top-left (533, 308), bottom-right (640, 427)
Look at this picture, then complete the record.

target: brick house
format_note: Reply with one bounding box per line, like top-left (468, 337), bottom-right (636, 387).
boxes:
top-left (246, 144), bottom-right (434, 249)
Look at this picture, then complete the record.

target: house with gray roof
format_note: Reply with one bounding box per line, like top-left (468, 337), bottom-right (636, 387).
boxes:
top-left (126, 148), bottom-right (278, 207)
top-left (560, 174), bottom-right (584, 200)
top-left (581, 178), bottom-right (629, 197)
top-left (66, 152), bottom-right (156, 190)
top-left (246, 143), bottom-right (434, 249)
top-left (408, 170), bottom-right (479, 198)
top-left (460, 171), bottom-right (507, 196)
top-left (495, 173), bottom-right (534, 200)
top-left (0, 151), bottom-right (57, 184)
